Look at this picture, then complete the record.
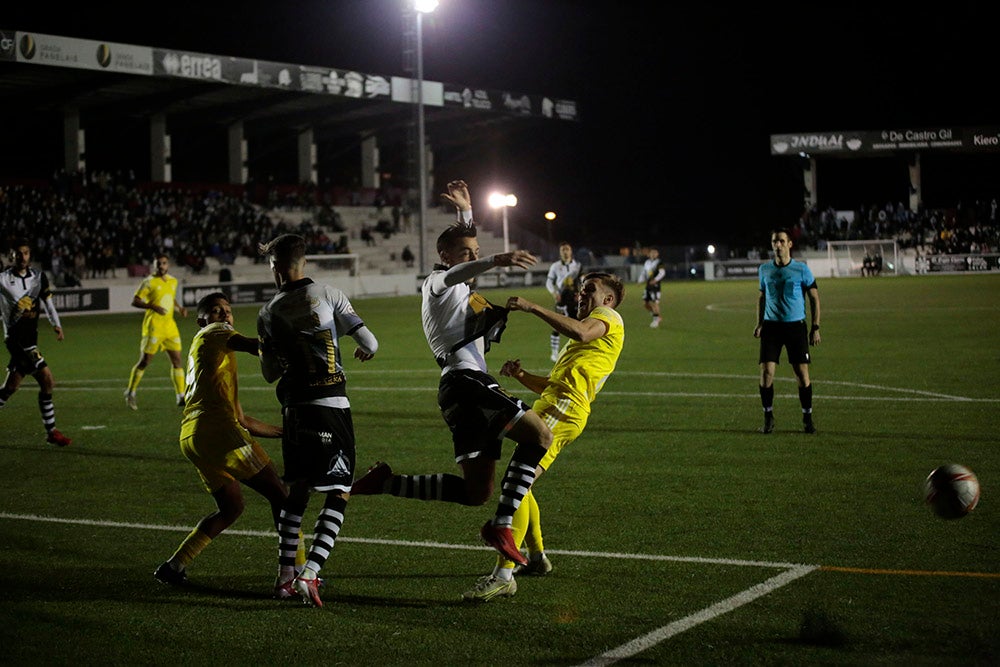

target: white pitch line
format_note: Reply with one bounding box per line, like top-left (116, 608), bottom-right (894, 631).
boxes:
top-left (0, 512), bottom-right (820, 664)
top-left (51, 385), bottom-right (1000, 403)
top-left (577, 565), bottom-right (818, 667)
top-left (0, 512), bottom-right (808, 570)
top-left (58, 373), bottom-right (994, 403)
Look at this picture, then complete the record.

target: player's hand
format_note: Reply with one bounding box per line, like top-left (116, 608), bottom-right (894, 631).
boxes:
top-left (54, 326), bottom-right (64, 342)
top-left (354, 348), bottom-right (375, 362)
top-left (178, 307), bottom-right (188, 318)
top-left (500, 359), bottom-right (523, 378)
top-left (494, 249), bottom-right (538, 269)
top-left (753, 325), bottom-right (762, 338)
top-left (440, 180), bottom-right (471, 211)
top-left (810, 329), bottom-right (821, 346)
top-left (505, 296), bottom-right (536, 313)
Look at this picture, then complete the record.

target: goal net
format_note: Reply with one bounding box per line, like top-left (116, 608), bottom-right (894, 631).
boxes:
top-left (825, 240), bottom-right (900, 277)
top-left (304, 253), bottom-right (359, 277)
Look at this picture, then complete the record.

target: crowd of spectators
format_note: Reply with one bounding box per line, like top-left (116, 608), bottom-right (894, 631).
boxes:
top-left (6, 169), bottom-right (998, 285)
top-left (794, 198), bottom-right (1000, 256)
top-left (0, 171), bottom-right (351, 285)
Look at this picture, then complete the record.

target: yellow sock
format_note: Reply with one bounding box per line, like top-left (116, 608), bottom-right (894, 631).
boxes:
top-left (170, 528), bottom-right (212, 570)
top-left (495, 492), bottom-right (532, 570)
top-left (524, 490), bottom-right (544, 554)
top-left (127, 366), bottom-right (145, 393)
top-left (295, 530), bottom-right (307, 568)
top-left (171, 367), bottom-right (186, 396)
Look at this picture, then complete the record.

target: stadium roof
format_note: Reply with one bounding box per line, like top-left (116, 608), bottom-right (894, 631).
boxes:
top-left (0, 28), bottom-right (579, 180)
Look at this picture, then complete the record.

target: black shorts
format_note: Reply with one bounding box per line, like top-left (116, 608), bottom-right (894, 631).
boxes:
top-left (438, 369), bottom-right (530, 463)
top-left (758, 320), bottom-right (811, 365)
top-left (281, 404), bottom-right (356, 493)
top-left (5, 339), bottom-right (46, 375)
top-left (643, 285), bottom-right (661, 303)
top-left (556, 289), bottom-right (578, 319)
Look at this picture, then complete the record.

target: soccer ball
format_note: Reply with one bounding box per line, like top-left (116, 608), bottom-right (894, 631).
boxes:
top-left (924, 464), bottom-right (980, 520)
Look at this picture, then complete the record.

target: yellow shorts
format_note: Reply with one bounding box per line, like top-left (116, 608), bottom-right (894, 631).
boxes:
top-left (532, 399), bottom-right (588, 471)
top-left (141, 333), bottom-right (182, 355)
top-left (180, 421), bottom-right (272, 493)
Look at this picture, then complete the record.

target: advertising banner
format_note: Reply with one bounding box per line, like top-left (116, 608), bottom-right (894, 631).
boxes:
top-left (927, 254), bottom-right (1000, 273)
top-left (181, 283), bottom-right (277, 307)
top-left (0, 30), bottom-right (16, 62)
top-left (50, 288), bottom-right (111, 314)
top-left (770, 127), bottom-right (1000, 156)
top-left (442, 84), bottom-right (578, 121)
top-left (12, 31), bottom-right (153, 75)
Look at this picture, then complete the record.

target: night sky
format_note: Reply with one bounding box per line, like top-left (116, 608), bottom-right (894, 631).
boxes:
top-left (3, 1), bottom-right (998, 250)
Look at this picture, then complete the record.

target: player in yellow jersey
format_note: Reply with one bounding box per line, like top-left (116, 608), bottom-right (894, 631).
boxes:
top-left (462, 271), bottom-right (626, 601)
top-left (125, 254), bottom-right (188, 410)
top-left (153, 292), bottom-right (293, 592)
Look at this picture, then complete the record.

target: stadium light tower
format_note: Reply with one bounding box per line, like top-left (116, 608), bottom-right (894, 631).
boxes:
top-left (415, 0), bottom-right (438, 274)
top-left (545, 210), bottom-right (557, 244)
top-left (488, 192), bottom-right (517, 254)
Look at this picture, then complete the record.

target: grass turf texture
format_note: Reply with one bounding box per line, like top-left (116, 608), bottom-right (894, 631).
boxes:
top-left (1, 274), bottom-right (997, 665)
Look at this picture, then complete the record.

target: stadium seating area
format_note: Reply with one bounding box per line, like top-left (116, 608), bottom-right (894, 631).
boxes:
top-left (0, 173), bottom-right (511, 285)
top-left (795, 199), bottom-right (999, 256)
top-left (4, 170), bottom-right (996, 286)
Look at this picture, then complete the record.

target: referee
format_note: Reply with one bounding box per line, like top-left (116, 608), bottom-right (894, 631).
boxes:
top-left (753, 228), bottom-right (821, 434)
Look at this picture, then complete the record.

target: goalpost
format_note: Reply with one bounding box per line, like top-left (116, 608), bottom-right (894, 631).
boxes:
top-left (825, 240), bottom-right (900, 277)
top-left (304, 253), bottom-right (360, 293)
top-left (304, 253), bottom-right (359, 277)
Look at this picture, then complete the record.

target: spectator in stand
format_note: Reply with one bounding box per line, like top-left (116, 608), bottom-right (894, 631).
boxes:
top-left (401, 245), bottom-right (415, 268)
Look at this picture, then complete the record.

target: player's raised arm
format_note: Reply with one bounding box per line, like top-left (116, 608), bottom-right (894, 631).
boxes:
top-left (440, 179), bottom-right (472, 216)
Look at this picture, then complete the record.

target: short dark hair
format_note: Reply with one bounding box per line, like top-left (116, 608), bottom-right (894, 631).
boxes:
top-left (436, 223), bottom-right (477, 255)
top-left (260, 234), bottom-right (306, 264)
top-left (583, 271), bottom-right (625, 307)
top-left (196, 291), bottom-right (230, 317)
top-left (12, 238), bottom-right (30, 250)
top-left (771, 227), bottom-right (792, 239)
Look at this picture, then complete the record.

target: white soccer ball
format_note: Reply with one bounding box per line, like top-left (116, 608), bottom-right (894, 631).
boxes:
top-left (924, 464), bottom-right (980, 520)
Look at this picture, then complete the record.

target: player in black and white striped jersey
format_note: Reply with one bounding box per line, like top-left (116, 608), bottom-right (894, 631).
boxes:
top-left (0, 239), bottom-right (71, 447)
top-left (352, 179), bottom-right (552, 582)
top-left (258, 233), bottom-right (380, 607)
top-left (545, 241), bottom-right (582, 361)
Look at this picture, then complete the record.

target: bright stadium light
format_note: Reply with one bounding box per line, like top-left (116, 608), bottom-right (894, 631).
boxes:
top-left (489, 192), bottom-right (517, 254)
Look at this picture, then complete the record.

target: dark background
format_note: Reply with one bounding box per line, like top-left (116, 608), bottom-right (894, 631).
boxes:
top-left (2, 0), bottom-right (998, 250)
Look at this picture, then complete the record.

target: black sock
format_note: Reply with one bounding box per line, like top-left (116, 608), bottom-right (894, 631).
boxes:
top-left (390, 473), bottom-right (470, 504)
top-left (759, 385), bottom-right (774, 411)
top-left (493, 443), bottom-right (547, 526)
top-left (799, 384), bottom-right (813, 416)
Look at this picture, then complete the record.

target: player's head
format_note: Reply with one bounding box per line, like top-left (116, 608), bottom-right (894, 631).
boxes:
top-left (558, 242), bottom-right (573, 262)
top-left (153, 253), bottom-right (170, 276)
top-left (10, 238), bottom-right (31, 269)
top-left (647, 248), bottom-right (659, 259)
top-left (577, 271), bottom-right (624, 317)
top-left (770, 228), bottom-right (793, 259)
top-left (260, 234), bottom-right (307, 284)
top-left (196, 292), bottom-right (233, 327)
top-left (436, 224), bottom-right (479, 268)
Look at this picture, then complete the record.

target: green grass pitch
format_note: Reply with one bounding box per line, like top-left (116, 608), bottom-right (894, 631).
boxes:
top-left (1, 274), bottom-right (997, 665)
